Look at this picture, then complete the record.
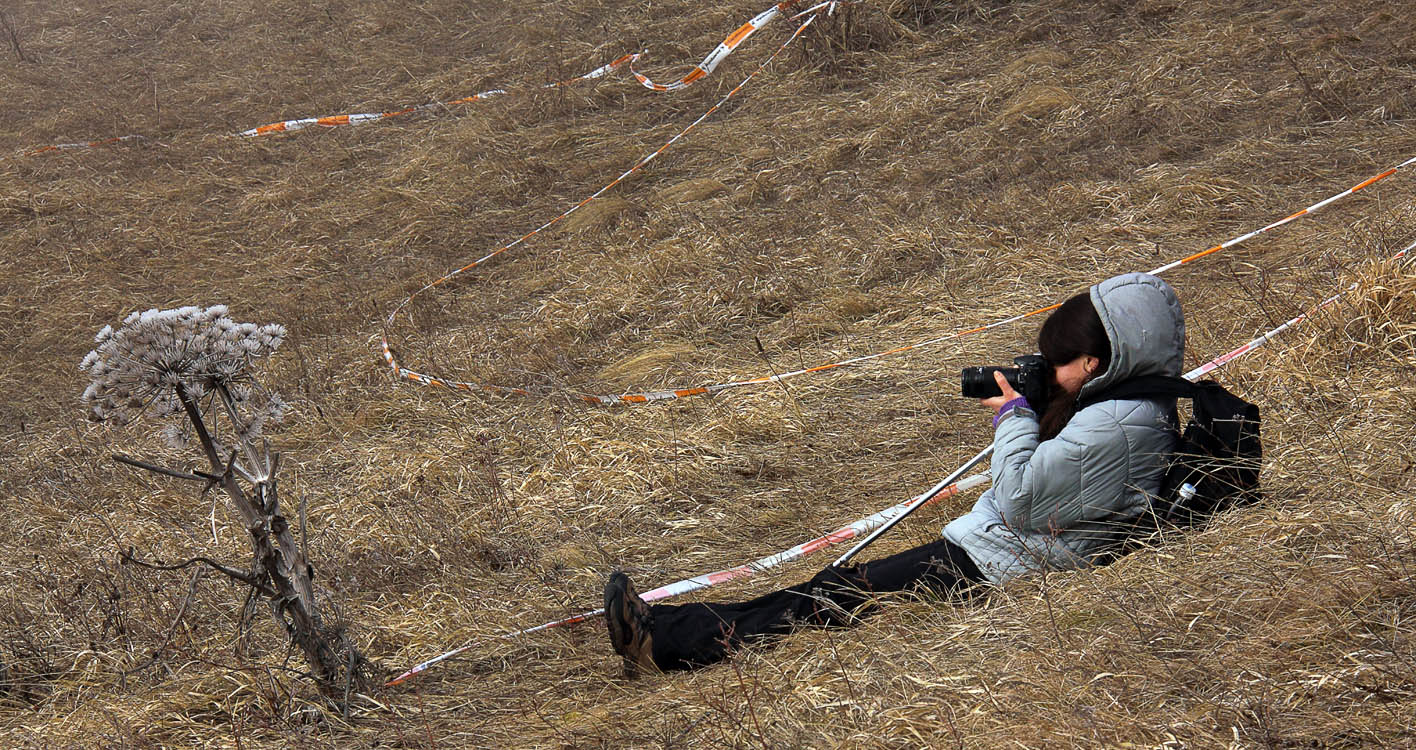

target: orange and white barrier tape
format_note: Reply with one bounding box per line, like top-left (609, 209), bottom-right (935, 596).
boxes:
top-left (1185, 237), bottom-right (1416, 379)
top-left (630, 1), bottom-right (819, 91)
top-left (24, 55), bottom-right (637, 149)
top-left (385, 154), bottom-right (1416, 404)
top-left (23, 1), bottom-right (816, 154)
top-left (379, 5), bottom-right (826, 396)
top-left (237, 54), bottom-right (636, 137)
top-left (385, 470), bottom-right (991, 686)
top-left (20, 134), bottom-right (147, 157)
top-left (239, 91), bottom-right (507, 138)
top-left (244, 1), bottom-right (821, 136)
top-left (386, 238), bottom-right (1416, 687)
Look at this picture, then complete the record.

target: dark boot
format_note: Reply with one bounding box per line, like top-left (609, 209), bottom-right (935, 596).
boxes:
top-left (604, 572), bottom-right (657, 679)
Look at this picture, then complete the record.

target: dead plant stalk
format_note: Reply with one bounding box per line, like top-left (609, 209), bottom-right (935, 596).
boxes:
top-left (80, 305), bottom-right (374, 704)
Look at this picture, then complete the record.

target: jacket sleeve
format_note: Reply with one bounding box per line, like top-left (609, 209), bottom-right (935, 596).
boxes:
top-left (990, 405), bottom-right (1131, 532)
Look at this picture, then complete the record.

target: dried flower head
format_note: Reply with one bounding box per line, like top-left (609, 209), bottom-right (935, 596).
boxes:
top-left (80, 305), bottom-right (287, 434)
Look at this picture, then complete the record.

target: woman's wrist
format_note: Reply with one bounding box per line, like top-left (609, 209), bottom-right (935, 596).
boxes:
top-left (993, 396), bottom-right (1032, 427)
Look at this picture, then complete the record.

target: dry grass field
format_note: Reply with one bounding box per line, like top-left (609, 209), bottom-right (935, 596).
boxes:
top-left (2, 0), bottom-right (1416, 746)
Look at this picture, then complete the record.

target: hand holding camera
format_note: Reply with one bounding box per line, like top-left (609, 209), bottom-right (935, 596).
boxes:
top-left (961, 353), bottom-right (1055, 415)
top-left (977, 371), bottom-right (1020, 410)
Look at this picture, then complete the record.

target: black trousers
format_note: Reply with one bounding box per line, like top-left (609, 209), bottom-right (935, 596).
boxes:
top-left (648, 539), bottom-right (985, 671)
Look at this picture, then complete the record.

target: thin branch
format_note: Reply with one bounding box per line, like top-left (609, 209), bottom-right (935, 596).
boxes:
top-left (233, 584), bottom-right (258, 652)
top-left (222, 447), bottom-right (242, 486)
top-left (119, 547), bottom-right (276, 597)
top-left (112, 453), bottom-right (220, 484)
top-left (187, 653), bottom-right (318, 684)
top-left (262, 438), bottom-right (275, 485)
top-left (343, 648), bottom-right (354, 722)
top-left (215, 382), bottom-right (263, 481)
top-left (298, 487), bottom-right (309, 564)
top-left (122, 568), bottom-right (204, 676)
top-left (177, 384), bottom-right (232, 477)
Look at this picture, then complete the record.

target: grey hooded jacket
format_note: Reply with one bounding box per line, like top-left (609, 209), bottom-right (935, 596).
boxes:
top-left (943, 273), bottom-right (1185, 583)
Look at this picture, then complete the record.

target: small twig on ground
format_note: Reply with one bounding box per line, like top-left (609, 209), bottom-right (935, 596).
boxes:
top-left (0, 10), bottom-right (27, 62)
top-left (1034, 535), bottom-right (1068, 648)
top-left (727, 653), bottom-right (770, 749)
top-left (414, 683), bottom-right (440, 749)
top-left (148, 72), bottom-right (159, 129)
top-left (821, 622), bottom-right (860, 719)
top-left (122, 569), bottom-right (204, 676)
top-left (752, 333), bottom-right (809, 429)
top-left (293, 342), bottom-right (336, 430)
top-left (1277, 44), bottom-right (1354, 121)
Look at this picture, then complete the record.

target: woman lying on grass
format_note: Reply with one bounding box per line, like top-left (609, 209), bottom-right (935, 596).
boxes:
top-left (604, 272), bottom-right (1185, 677)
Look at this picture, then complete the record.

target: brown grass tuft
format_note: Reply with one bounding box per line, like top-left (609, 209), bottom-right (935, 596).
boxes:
top-left (827, 290), bottom-right (879, 321)
top-left (1337, 255), bottom-right (1416, 360)
top-left (1002, 49), bottom-right (1071, 76)
top-left (656, 177), bottom-right (729, 205)
top-left (595, 342), bottom-right (698, 386)
top-left (558, 196), bottom-right (642, 234)
top-left (993, 84), bottom-right (1078, 127)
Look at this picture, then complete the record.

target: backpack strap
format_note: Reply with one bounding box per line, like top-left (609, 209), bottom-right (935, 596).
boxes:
top-left (1076, 374), bottom-right (1194, 410)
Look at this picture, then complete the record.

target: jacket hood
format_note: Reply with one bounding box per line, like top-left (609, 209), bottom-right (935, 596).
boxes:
top-left (1078, 273), bottom-right (1185, 399)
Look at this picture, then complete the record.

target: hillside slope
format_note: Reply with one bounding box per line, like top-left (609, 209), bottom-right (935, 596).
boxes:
top-left (2, 0), bottom-right (1415, 746)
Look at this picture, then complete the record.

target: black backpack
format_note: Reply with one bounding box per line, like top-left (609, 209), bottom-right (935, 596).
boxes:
top-left (1079, 375), bottom-right (1262, 530)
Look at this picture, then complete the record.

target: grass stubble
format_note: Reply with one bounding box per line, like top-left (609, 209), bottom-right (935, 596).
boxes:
top-left (0, 0), bottom-right (1414, 746)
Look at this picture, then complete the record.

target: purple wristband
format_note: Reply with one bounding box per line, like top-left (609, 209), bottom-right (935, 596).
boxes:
top-left (993, 396), bottom-right (1031, 428)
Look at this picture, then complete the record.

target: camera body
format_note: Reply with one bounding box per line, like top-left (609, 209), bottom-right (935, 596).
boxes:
top-left (960, 353), bottom-right (1054, 413)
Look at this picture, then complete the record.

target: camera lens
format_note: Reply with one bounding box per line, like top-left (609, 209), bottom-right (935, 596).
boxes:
top-left (961, 366), bottom-right (1018, 399)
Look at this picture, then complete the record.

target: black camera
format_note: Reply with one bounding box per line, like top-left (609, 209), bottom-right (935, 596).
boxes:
top-left (960, 353), bottom-right (1054, 411)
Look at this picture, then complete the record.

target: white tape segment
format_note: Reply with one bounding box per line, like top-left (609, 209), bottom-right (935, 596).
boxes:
top-left (23, 134), bottom-right (147, 157)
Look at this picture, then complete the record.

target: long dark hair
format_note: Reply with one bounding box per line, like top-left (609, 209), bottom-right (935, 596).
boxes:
top-left (1036, 292), bottom-right (1111, 440)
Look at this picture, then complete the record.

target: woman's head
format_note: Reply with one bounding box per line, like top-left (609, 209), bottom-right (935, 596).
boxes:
top-left (1038, 291), bottom-right (1111, 394)
top-left (1036, 292), bottom-right (1111, 439)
